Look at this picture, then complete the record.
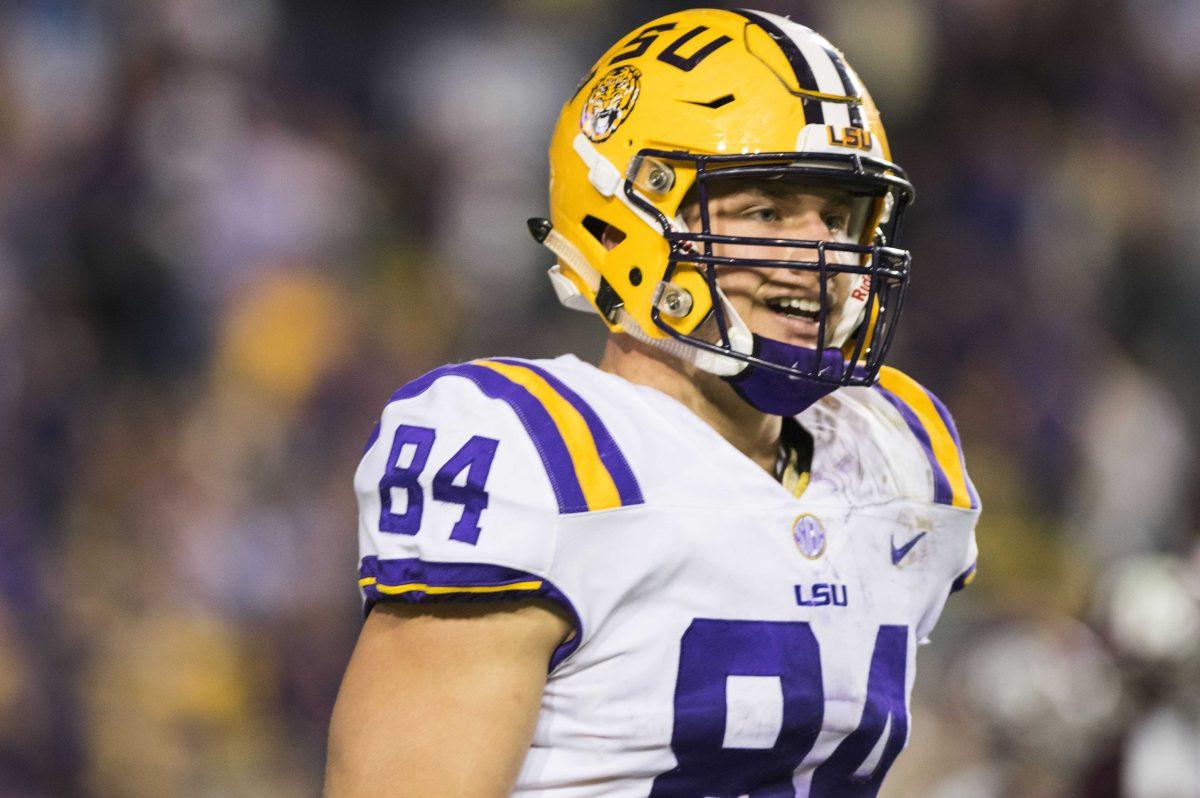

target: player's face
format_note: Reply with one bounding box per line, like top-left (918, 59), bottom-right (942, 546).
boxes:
top-left (682, 180), bottom-right (871, 349)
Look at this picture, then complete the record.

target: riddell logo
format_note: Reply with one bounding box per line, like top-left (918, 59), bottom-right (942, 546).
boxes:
top-left (827, 126), bottom-right (873, 151)
top-left (850, 276), bottom-right (871, 302)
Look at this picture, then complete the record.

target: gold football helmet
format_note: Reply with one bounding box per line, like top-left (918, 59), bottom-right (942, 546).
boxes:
top-left (530, 8), bottom-right (914, 393)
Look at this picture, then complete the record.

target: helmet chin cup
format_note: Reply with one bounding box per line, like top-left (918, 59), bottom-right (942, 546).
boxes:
top-left (723, 339), bottom-right (849, 416)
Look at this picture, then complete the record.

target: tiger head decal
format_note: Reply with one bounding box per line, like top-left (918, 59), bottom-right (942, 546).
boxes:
top-left (581, 66), bottom-right (641, 143)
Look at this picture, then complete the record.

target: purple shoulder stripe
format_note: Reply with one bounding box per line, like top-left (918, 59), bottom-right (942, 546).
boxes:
top-left (951, 561), bottom-right (977, 593)
top-left (923, 388), bottom-right (980, 509)
top-left (391, 364), bottom-right (588, 513)
top-left (874, 386), bottom-right (955, 506)
top-left (359, 555), bottom-right (582, 670)
top-left (362, 420), bottom-right (380, 454)
top-left (493, 359), bottom-right (643, 507)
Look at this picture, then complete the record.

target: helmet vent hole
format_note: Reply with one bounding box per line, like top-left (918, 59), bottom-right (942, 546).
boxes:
top-left (629, 267), bottom-right (642, 286)
top-left (583, 215), bottom-right (626, 250)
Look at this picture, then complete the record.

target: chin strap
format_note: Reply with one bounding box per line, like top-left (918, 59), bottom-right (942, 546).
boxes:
top-left (616, 302), bottom-right (749, 377)
top-left (532, 220), bottom-right (601, 314)
top-left (723, 340), bottom-right (846, 416)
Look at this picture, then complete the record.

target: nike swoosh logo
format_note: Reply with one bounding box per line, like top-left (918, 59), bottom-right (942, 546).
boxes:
top-left (891, 531), bottom-right (927, 565)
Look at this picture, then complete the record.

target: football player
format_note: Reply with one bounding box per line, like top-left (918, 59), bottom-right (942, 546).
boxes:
top-left (326, 9), bottom-right (979, 797)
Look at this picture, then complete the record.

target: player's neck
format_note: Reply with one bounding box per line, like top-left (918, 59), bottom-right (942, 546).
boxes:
top-left (598, 334), bottom-right (781, 474)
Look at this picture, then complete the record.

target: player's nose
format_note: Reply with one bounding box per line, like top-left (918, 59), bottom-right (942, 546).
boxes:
top-left (767, 209), bottom-right (839, 279)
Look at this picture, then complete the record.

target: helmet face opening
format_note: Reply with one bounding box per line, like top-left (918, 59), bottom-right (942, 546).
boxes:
top-left (625, 147), bottom-right (914, 385)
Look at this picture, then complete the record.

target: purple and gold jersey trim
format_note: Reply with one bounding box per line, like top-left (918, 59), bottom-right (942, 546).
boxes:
top-left (951, 561), bottom-right (978, 593)
top-left (925, 388), bottom-right (982, 508)
top-left (491, 359), bottom-right (642, 506)
top-left (390, 360), bottom-right (642, 514)
top-left (359, 555), bottom-right (582, 670)
top-left (874, 367), bottom-right (978, 510)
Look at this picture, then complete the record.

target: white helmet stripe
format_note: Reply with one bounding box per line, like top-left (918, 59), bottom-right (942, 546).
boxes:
top-left (736, 9), bottom-right (825, 125)
top-left (750, 11), bottom-right (853, 130)
top-left (817, 44), bottom-right (865, 128)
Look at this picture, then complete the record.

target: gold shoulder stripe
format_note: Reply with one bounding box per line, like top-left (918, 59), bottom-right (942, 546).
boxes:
top-left (358, 576), bottom-right (544, 595)
top-left (473, 360), bottom-right (622, 512)
top-left (877, 367), bottom-right (972, 509)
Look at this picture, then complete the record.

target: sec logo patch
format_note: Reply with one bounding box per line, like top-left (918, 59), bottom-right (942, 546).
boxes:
top-left (792, 513), bottom-right (827, 560)
top-left (581, 65), bottom-right (641, 142)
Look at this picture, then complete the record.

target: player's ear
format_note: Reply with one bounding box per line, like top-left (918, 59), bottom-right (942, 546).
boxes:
top-left (600, 224), bottom-right (626, 251)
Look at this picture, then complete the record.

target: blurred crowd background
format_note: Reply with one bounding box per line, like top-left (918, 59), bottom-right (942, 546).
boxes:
top-left (1, 0), bottom-right (1197, 796)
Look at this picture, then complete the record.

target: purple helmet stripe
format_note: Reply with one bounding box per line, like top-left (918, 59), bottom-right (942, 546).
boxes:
top-left (816, 43), bottom-right (865, 129)
top-left (492, 358), bottom-right (643, 507)
top-left (734, 9), bottom-right (825, 125)
top-left (391, 364), bottom-right (589, 513)
top-left (874, 386), bottom-right (955, 506)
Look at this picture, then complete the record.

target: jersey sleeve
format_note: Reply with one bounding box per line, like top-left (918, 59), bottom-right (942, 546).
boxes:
top-left (353, 359), bottom-right (644, 668)
top-left (874, 366), bottom-right (981, 593)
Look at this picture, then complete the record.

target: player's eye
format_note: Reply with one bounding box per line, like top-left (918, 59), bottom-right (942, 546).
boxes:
top-left (743, 206), bottom-right (781, 223)
top-left (822, 210), bottom-right (850, 234)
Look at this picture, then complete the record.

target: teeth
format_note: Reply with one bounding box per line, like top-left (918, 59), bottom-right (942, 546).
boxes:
top-left (770, 297), bottom-right (821, 313)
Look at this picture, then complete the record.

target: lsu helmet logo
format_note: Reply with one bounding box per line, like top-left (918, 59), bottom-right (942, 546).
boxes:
top-left (581, 66), bottom-right (641, 142)
top-left (826, 125), bottom-right (873, 151)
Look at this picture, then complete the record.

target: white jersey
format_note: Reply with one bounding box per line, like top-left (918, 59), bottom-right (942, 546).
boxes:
top-left (354, 354), bottom-right (980, 797)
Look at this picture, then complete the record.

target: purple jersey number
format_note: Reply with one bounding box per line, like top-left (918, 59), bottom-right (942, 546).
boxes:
top-left (378, 424), bottom-right (499, 544)
top-left (650, 620), bottom-right (909, 797)
top-left (650, 619), bottom-right (824, 797)
top-left (378, 424), bottom-right (435, 535)
top-left (810, 625), bottom-right (909, 796)
top-left (432, 435), bottom-right (499, 545)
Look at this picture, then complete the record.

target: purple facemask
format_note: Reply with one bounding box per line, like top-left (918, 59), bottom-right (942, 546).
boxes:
top-left (722, 336), bottom-right (848, 416)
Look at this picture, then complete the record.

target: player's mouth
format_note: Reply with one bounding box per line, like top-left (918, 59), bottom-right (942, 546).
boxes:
top-left (762, 294), bottom-right (829, 346)
top-left (765, 295), bottom-right (822, 320)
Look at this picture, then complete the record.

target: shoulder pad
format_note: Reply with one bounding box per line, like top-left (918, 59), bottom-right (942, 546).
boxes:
top-left (872, 367), bottom-right (979, 510)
